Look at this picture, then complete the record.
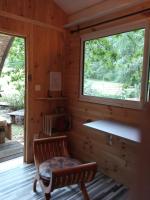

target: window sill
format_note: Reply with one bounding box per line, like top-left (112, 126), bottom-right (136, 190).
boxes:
top-left (79, 95), bottom-right (143, 110)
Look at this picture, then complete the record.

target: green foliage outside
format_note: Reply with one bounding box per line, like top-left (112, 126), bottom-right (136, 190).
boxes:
top-left (0, 37), bottom-right (25, 110)
top-left (12, 124), bottom-right (24, 143)
top-left (4, 37), bottom-right (25, 69)
top-left (83, 28), bottom-right (145, 100)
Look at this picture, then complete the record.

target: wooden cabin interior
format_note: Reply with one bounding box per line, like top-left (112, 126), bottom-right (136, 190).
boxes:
top-left (0, 0), bottom-right (150, 199)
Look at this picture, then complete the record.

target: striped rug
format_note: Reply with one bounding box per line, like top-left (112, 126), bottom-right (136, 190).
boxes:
top-left (0, 163), bottom-right (129, 200)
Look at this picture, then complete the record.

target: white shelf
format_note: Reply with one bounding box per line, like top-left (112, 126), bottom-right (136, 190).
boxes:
top-left (84, 120), bottom-right (141, 143)
top-left (36, 97), bottom-right (67, 100)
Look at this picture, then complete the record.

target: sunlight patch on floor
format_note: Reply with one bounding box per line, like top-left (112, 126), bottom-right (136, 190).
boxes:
top-left (0, 156), bottom-right (23, 172)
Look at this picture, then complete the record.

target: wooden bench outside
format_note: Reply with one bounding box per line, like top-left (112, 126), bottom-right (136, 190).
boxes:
top-left (0, 118), bottom-right (12, 142)
top-left (8, 109), bottom-right (24, 124)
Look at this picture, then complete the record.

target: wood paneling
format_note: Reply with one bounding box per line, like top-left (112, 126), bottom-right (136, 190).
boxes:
top-left (64, 13), bottom-right (148, 185)
top-left (68, 128), bottom-right (138, 186)
top-left (0, 0), bottom-right (67, 29)
top-left (0, 0), bottom-right (67, 163)
top-left (0, 0), bottom-right (147, 187)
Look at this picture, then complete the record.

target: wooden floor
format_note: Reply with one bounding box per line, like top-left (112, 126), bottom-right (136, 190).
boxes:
top-left (0, 140), bottom-right (23, 162)
top-left (0, 159), bottom-right (129, 200)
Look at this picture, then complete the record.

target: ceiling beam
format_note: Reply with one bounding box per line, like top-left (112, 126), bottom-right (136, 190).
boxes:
top-left (0, 10), bottom-right (65, 33)
top-left (65, 0), bottom-right (150, 28)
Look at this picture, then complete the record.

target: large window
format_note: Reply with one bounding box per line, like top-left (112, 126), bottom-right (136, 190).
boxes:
top-left (80, 24), bottom-right (150, 108)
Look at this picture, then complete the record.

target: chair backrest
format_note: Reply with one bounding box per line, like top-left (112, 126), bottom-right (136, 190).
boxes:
top-left (33, 136), bottom-right (69, 167)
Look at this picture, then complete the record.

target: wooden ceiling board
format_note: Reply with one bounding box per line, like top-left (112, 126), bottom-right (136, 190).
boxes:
top-left (54, 0), bottom-right (104, 14)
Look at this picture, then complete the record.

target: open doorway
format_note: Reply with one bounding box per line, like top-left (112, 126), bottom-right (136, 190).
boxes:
top-left (0, 33), bottom-right (25, 163)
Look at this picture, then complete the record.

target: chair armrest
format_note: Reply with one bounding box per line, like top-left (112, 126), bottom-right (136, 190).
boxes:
top-left (52, 162), bottom-right (97, 189)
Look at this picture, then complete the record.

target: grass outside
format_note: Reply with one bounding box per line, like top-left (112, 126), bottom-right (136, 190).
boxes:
top-left (12, 124), bottom-right (24, 143)
top-left (84, 78), bottom-right (140, 100)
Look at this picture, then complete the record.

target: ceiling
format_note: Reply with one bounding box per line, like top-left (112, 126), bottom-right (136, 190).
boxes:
top-left (54, 0), bottom-right (105, 14)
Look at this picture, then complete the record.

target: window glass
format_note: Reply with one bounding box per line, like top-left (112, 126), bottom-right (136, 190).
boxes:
top-left (83, 28), bottom-right (145, 101)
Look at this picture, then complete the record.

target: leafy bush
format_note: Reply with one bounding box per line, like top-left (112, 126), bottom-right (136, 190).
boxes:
top-left (0, 37), bottom-right (25, 110)
top-left (1, 92), bottom-right (24, 110)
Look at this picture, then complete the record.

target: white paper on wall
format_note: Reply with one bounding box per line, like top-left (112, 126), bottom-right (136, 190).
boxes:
top-left (50, 72), bottom-right (62, 91)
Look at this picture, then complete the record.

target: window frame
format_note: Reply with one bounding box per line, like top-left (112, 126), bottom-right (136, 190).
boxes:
top-left (79, 20), bottom-right (150, 109)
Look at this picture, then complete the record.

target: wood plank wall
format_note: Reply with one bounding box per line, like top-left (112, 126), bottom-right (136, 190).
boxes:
top-left (0, 0), bottom-right (67, 163)
top-left (64, 13), bottom-right (150, 185)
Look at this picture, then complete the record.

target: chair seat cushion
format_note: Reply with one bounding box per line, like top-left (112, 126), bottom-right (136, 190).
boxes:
top-left (39, 156), bottom-right (81, 180)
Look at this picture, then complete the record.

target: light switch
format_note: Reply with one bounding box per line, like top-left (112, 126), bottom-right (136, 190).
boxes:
top-left (35, 84), bottom-right (41, 91)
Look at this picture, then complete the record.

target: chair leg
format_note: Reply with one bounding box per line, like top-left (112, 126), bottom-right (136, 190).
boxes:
top-left (45, 193), bottom-right (51, 200)
top-left (33, 178), bottom-right (38, 192)
top-left (79, 182), bottom-right (90, 200)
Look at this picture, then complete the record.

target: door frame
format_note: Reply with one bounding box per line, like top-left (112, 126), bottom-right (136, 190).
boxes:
top-left (0, 28), bottom-right (30, 162)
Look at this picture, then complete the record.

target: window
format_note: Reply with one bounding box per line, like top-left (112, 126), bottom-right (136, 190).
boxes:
top-left (80, 23), bottom-right (150, 109)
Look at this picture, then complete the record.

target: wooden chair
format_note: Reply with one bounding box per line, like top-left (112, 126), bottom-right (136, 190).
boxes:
top-left (33, 135), bottom-right (97, 200)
